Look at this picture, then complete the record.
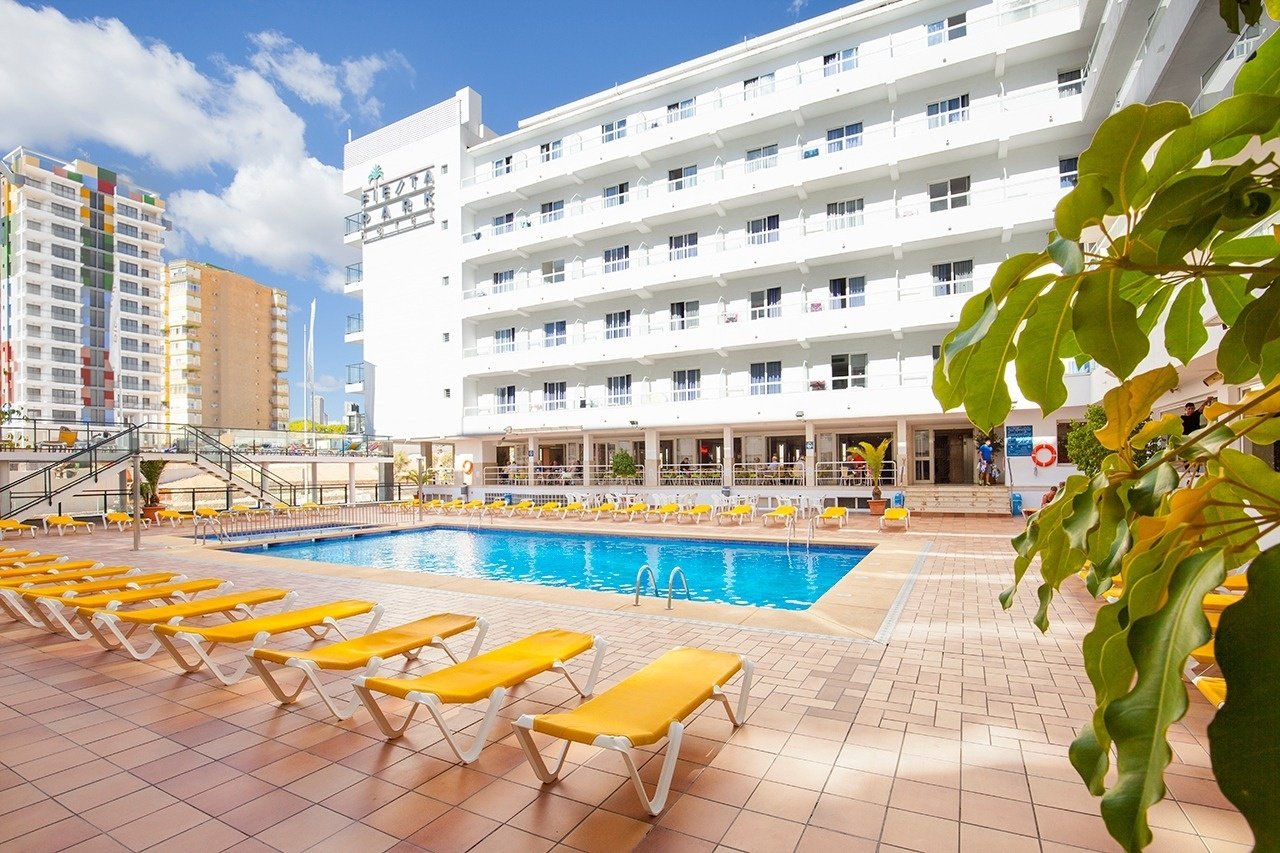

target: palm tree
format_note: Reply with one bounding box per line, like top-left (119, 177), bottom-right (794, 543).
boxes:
top-left (855, 439), bottom-right (891, 501)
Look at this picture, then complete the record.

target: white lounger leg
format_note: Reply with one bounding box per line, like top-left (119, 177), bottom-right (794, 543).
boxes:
top-left (153, 630), bottom-right (266, 684)
top-left (554, 637), bottom-right (608, 697)
top-left (433, 617), bottom-right (489, 662)
top-left (413, 686), bottom-right (508, 763)
top-left (85, 612), bottom-right (165, 660)
top-left (249, 657), bottom-right (383, 721)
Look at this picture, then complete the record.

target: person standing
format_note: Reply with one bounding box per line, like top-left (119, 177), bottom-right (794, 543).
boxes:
top-left (979, 438), bottom-right (995, 486)
top-left (1181, 399), bottom-right (1211, 436)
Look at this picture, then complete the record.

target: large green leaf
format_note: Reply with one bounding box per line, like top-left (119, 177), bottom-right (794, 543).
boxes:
top-left (1233, 18), bottom-right (1280, 96)
top-left (1143, 172), bottom-right (1232, 226)
top-left (1094, 366), bottom-right (1180, 451)
top-left (1164, 283), bottom-right (1210, 365)
top-left (1210, 234), bottom-right (1280, 263)
top-left (1079, 103), bottom-right (1192, 212)
top-left (1074, 267), bottom-right (1150, 377)
top-left (1208, 545), bottom-right (1280, 849)
top-left (1219, 283), bottom-right (1280, 383)
top-left (1144, 96), bottom-right (1280, 193)
top-left (1205, 274), bottom-right (1251, 325)
top-left (1101, 550), bottom-right (1226, 852)
top-left (1055, 173), bottom-right (1114, 241)
top-left (1015, 276), bottom-right (1080, 414)
top-left (960, 278), bottom-right (1046, 432)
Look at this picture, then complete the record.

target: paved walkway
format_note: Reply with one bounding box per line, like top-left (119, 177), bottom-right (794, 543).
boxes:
top-left (0, 521), bottom-right (1249, 852)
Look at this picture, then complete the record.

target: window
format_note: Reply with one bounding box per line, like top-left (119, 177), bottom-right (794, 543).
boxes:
top-left (1056, 421), bottom-right (1074, 464)
top-left (603, 182), bottom-right (628, 207)
top-left (52, 410), bottom-right (77, 421)
top-left (493, 156), bottom-right (512, 177)
top-left (51, 284), bottom-right (75, 301)
top-left (602, 118), bottom-right (627, 143)
top-left (605, 310), bottom-right (632, 340)
top-left (117, 204), bottom-right (138, 219)
top-left (1058, 68), bottom-right (1085, 98)
top-left (1059, 156), bottom-right (1079, 188)
top-left (51, 223), bottom-right (76, 240)
top-left (540, 200), bottom-right (564, 223)
top-left (120, 357), bottom-right (139, 371)
top-left (51, 202), bottom-right (77, 220)
top-left (743, 73), bottom-right (775, 99)
top-left (603, 246), bottom-right (630, 273)
top-left (121, 299), bottom-right (140, 313)
top-left (121, 318), bottom-right (139, 332)
top-left (831, 353), bottom-right (868, 389)
top-left (443, 388), bottom-right (452, 398)
top-left (119, 260), bottom-right (140, 276)
top-left (673, 369), bottom-right (701, 401)
top-left (829, 276), bottom-right (866, 309)
top-left (27, 345), bottom-right (42, 359)
top-left (495, 327), bottom-right (516, 353)
top-left (116, 222), bottom-right (138, 238)
top-left (51, 182), bottom-right (77, 200)
top-left (826, 122), bottom-right (863, 153)
top-left (544, 320), bottom-right (567, 347)
top-left (670, 300), bottom-right (699, 331)
top-left (544, 382), bottom-right (567, 411)
top-left (52, 368), bottom-right (76, 383)
top-left (52, 264), bottom-right (76, 281)
top-left (541, 259), bottom-right (565, 284)
top-left (49, 244), bottom-right (75, 261)
top-left (666, 98), bottom-right (695, 122)
top-left (442, 275), bottom-right (450, 287)
top-left (746, 215), bottom-right (781, 246)
top-left (669, 232), bottom-right (698, 261)
top-left (932, 344), bottom-right (942, 362)
top-left (442, 332), bottom-right (451, 343)
top-left (750, 287), bottom-right (782, 320)
top-left (496, 385), bottom-right (517, 414)
top-left (927, 94), bottom-right (970, 128)
top-left (441, 219), bottom-right (449, 230)
top-left (606, 374), bottom-right (632, 405)
top-left (668, 165), bottom-right (697, 191)
top-left (929, 176), bottom-right (970, 212)
top-left (827, 199), bottom-right (864, 230)
top-left (927, 13), bottom-right (967, 45)
top-left (746, 144), bottom-right (778, 172)
top-left (750, 361), bottom-right (782, 395)
top-left (492, 212), bottom-right (514, 235)
top-left (492, 270), bottom-right (515, 293)
top-left (932, 260), bottom-right (974, 296)
top-left (540, 140), bottom-right (562, 162)
top-left (26, 304), bottom-right (42, 317)
top-left (823, 47), bottom-right (858, 76)
top-left (117, 242), bottom-right (138, 257)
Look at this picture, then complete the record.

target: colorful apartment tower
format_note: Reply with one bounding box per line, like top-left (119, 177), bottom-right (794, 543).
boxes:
top-left (1, 148), bottom-right (167, 425)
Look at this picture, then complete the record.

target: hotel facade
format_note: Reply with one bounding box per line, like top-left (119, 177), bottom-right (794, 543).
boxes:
top-left (1, 149), bottom-right (168, 426)
top-left (342, 0), bottom-right (1267, 500)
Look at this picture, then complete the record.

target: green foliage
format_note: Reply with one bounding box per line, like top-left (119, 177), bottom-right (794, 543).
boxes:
top-left (935, 25), bottom-right (1280, 850)
top-left (856, 438), bottom-right (891, 500)
top-left (287, 419), bottom-right (347, 434)
top-left (610, 450), bottom-right (638, 478)
top-left (138, 460), bottom-right (168, 505)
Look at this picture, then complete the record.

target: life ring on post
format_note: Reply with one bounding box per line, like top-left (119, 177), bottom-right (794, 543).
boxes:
top-left (1031, 443), bottom-right (1057, 468)
top-left (461, 460), bottom-right (475, 476)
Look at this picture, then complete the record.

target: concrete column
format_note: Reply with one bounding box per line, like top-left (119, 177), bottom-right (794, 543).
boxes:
top-left (347, 462), bottom-right (357, 505)
top-left (805, 421), bottom-right (816, 488)
top-left (527, 436), bottom-right (537, 485)
top-left (309, 462), bottom-right (319, 503)
top-left (644, 429), bottom-right (658, 489)
top-left (896, 417), bottom-right (910, 486)
top-left (722, 425), bottom-right (734, 489)
top-left (0, 460), bottom-right (12, 518)
top-left (581, 433), bottom-right (592, 487)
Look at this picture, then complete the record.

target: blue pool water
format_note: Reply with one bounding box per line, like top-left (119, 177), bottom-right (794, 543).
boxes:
top-left (244, 527), bottom-right (869, 611)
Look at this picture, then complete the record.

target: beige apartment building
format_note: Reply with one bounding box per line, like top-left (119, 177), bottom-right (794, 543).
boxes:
top-left (163, 260), bottom-right (289, 430)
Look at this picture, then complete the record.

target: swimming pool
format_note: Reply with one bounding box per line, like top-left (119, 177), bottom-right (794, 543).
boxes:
top-left (244, 527), bottom-right (870, 611)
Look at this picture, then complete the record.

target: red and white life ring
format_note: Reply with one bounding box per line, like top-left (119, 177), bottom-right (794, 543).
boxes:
top-left (461, 460), bottom-right (475, 476)
top-left (1031, 443), bottom-right (1057, 468)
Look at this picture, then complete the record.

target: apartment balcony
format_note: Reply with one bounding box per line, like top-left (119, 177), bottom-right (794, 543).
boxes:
top-left (460, 84), bottom-right (1081, 265)
top-left (345, 262), bottom-right (364, 296)
top-left (345, 313), bottom-right (365, 343)
top-left (460, 176), bottom-right (1064, 322)
top-left (459, 0), bottom-right (1080, 206)
top-left (344, 213), bottom-right (363, 245)
top-left (346, 362), bottom-right (365, 393)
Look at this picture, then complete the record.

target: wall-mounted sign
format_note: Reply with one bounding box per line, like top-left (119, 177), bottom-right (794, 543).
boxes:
top-left (805, 440), bottom-right (815, 451)
top-left (359, 164), bottom-right (435, 242)
top-left (1005, 425), bottom-right (1034, 457)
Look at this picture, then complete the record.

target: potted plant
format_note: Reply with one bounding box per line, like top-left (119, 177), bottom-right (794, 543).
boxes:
top-left (857, 438), bottom-right (891, 514)
top-left (138, 459), bottom-right (168, 522)
top-left (611, 449), bottom-right (638, 482)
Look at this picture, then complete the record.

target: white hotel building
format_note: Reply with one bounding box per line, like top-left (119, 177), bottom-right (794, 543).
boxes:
top-left (342, 0), bottom-right (1262, 502)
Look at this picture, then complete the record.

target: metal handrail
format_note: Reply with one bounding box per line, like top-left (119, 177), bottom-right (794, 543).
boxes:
top-left (2, 424), bottom-right (142, 519)
top-left (666, 566), bottom-right (689, 610)
top-left (633, 564), bottom-right (657, 605)
top-left (183, 425), bottom-right (298, 503)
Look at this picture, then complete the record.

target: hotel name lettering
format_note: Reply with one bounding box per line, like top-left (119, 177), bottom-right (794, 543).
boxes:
top-left (360, 165), bottom-right (435, 241)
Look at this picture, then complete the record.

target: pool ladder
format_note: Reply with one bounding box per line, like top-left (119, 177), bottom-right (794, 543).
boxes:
top-left (633, 564), bottom-right (689, 610)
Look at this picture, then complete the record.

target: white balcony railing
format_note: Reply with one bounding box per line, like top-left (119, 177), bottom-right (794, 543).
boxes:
top-left (460, 0), bottom-right (1078, 191)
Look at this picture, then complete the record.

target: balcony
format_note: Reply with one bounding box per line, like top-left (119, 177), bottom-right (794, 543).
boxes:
top-left (459, 82), bottom-right (1081, 264)
top-left (344, 213), bottom-right (363, 245)
top-left (345, 262), bottom-right (364, 296)
top-left (459, 0), bottom-right (1080, 203)
top-left (346, 362), bottom-right (365, 393)
top-left (345, 313), bottom-right (365, 343)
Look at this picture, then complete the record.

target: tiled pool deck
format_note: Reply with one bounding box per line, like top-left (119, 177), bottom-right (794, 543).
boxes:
top-left (0, 516), bottom-right (1248, 852)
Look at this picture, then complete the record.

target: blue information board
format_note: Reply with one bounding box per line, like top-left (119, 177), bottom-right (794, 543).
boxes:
top-left (1006, 425), bottom-right (1034, 457)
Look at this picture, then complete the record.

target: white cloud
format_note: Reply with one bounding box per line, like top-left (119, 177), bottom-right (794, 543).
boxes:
top-left (787, 0), bottom-right (808, 16)
top-left (297, 373), bottom-right (343, 394)
top-left (0, 2), bottom-right (382, 287)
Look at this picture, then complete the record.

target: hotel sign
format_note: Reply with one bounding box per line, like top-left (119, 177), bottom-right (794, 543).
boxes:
top-left (359, 164), bottom-right (435, 241)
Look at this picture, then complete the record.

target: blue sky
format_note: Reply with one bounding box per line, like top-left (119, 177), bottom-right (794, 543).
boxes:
top-left (1, 0), bottom-right (851, 424)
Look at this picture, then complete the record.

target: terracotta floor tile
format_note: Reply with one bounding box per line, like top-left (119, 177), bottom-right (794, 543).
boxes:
top-left (282, 761), bottom-right (367, 802)
top-left (959, 823), bottom-right (1043, 853)
top-left (407, 807), bottom-right (501, 852)
top-left (81, 787), bottom-right (178, 831)
top-left (880, 806), bottom-right (960, 853)
top-left (306, 820), bottom-right (400, 853)
top-left (761, 755), bottom-right (830, 791)
top-left (415, 764), bottom-right (498, 806)
top-left (632, 826), bottom-right (716, 853)
top-left (561, 808), bottom-right (653, 853)
top-left (460, 777), bottom-right (543, 823)
top-left (807, 792), bottom-right (885, 841)
top-left (657, 794), bottom-right (740, 843)
top-left (507, 793), bottom-right (596, 842)
top-left (319, 775), bottom-right (407, 820)
top-left (362, 791), bottom-right (452, 838)
top-left (684, 767), bottom-right (760, 808)
top-left (185, 775), bottom-right (277, 817)
top-left (1179, 802), bottom-right (1255, 845)
top-left (889, 778), bottom-right (960, 820)
top-left (219, 787), bottom-right (312, 836)
top-left (960, 789), bottom-right (1037, 836)
top-left (720, 809), bottom-right (805, 853)
top-left (795, 825), bottom-right (878, 853)
top-left (254, 804), bottom-right (354, 852)
top-left (743, 780), bottom-right (820, 823)
top-left (107, 801), bottom-right (210, 850)
top-left (150, 819), bottom-right (249, 853)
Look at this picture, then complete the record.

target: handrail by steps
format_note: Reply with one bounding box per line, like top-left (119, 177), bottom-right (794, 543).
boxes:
top-left (666, 566), bottom-right (689, 610)
top-left (633, 564), bottom-right (658, 605)
top-left (183, 425), bottom-right (298, 504)
top-left (2, 424), bottom-right (142, 520)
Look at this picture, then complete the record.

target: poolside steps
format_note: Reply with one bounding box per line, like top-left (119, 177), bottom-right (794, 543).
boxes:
top-left (903, 485), bottom-right (1013, 517)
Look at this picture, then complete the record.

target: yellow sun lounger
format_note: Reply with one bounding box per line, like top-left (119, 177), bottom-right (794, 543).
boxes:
top-left (716, 505), bottom-right (754, 525)
top-left (614, 503), bottom-right (648, 521)
top-left (0, 520), bottom-right (38, 539)
top-left (528, 501), bottom-right (561, 518)
top-left (675, 505), bottom-right (712, 524)
top-left (0, 552), bottom-right (66, 568)
top-left (0, 548), bottom-right (40, 560)
top-left (880, 507), bottom-right (911, 530)
top-left (30, 578), bottom-right (229, 638)
top-left (556, 502), bottom-right (586, 519)
top-left (151, 599), bottom-right (383, 685)
top-left (589, 502), bottom-right (617, 520)
top-left (1201, 593), bottom-right (1241, 612)
top-left (817, 506), bottom-right (848, 528)
top-left (43, 515), bottom-right (95, 535)
top-left (0, 563), bottom-right (126, 587)
top-left (0, 571), bottom-right (177, 627)
top-left (1194, 676), bottom-right (1226, 708)
top-left (155, 509), bottom-right (194, 527)
top-left (513, 647), bottom-right (753, 815)
top-left (81, 588), bottom-right (298, 659)
top-left (504, 500), bottom-right (535, 517)
top-left (248, 613), bottom-right (488, 720)
top-left (762, 505), bottom-right (797, 527)
top-left (102, 512), bottom-right (152, 531)
top-left (353, 629), bottom-right (605, 763)
top-left (644, 504), bottom-right (681, 522)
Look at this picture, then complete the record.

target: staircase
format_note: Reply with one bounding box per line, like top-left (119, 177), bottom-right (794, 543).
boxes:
top-left (901, 484), bottom-right (1014, 516)
top-left (1, 425), bottom-right (142, 519)
top-left (183, 426), bottom-right (300, 506)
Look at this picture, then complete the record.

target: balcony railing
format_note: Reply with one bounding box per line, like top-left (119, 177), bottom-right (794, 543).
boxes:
top-left (346, 314), bottom-right (364, 334)
top-left (461, 81), bottom-right (1074, 248)
top-left (346, 363), bottom-right (365, 385)
top-left (460, 0), bottom-right (1078, 190)
top-left (344, 213), bottom-right (363, 236)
